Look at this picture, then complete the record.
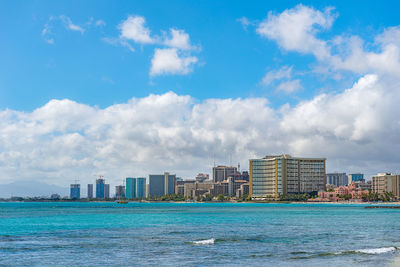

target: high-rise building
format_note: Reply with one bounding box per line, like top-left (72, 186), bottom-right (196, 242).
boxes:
top-left (70, 184), bottom-right (80, 199)
top-left (96, 179), bottom-right (105, 199)
top-left (136, 178), bottom-right (146, 198)
top-left (372, 173), bottom-right (400, 198)
top-left (348, 173), bottom-right (364, 183)
top-left (149, 172), bottom-right (176, 197)
top-left (126, 178), bottom-right (136, 199)
top-left (126, 177), bottom-right (146, 199)
top-left (115, 185), bottom-right (125, 199)
top-left (249, 155), bottom-right (326, 198)
top-left (327, 173), bottom-right (348, 187)
top-left (104, 184), bottom-right (110, 199)
top-left (87, 184), bottom-right (93, 199)
top-left (212, 166), bottom-right (237, 183)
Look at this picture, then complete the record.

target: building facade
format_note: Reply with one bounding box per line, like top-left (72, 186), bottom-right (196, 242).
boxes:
top-left (70, 184), bottom-right (80, 199)
top-left (327, 173), bottom-right (348, 187)
top-left (249, 155), bottom-right (326, 198)
top-left (372, 173), bottom-right (400, 198)
top-left (212, 166), bottom-right (237, 183)
top-left (348, 173), bottom-right (364, 183)
top-left (87, 184), bottom-right (93, 199)
top-left (149, 172), bottom-right (176, 197)
top-left (126, 177), bottom-right (136, 199)
top-left (115, 185), bottom-right (125, 199)
top-left (136, 178), bottom-right (146, 198)
top-left (96, 179), bottom-right (105, 199)
top-left (104, 184), bottom-right (110, 199)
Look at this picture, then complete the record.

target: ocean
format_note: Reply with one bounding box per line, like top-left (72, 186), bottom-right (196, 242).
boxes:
top-left (0, 202), bottom-right (399, 266)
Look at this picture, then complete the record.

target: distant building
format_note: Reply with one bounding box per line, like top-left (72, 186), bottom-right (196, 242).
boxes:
top-left (126, 178), bottom-right (136, 199)
top-left (96, 179), bottom-right (105, 199)
top-left (249, 155), bottom-right (326, 198)
top-left (213, 166), bottom-right (237, 183)
top-left (104, 184), bottom-right (110, 199)
top-left (318, 183), bottom-right (368, 202)
top-left (196, 173), bottom-right (210, 183)
top-left (149, 172), bottom-right (176, 197)
top-left (115, 185), bottom-right (125, 199)
top-left (327, 173), bottom-right (348, 187)
top-left (70, 184), bottom-right (80, 199)
top-left (236, 183), bottom-right (250, 198)
top-left (136, 178), bottom-right (146, 198)
top-left (372, 173), bottom-right (400, 198)
top-left (348, 173), bottom-right (364, 183)
top-left (87, 184), bottom-right (93, 199)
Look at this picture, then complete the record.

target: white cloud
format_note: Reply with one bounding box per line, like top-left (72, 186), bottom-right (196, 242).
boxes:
top-left (261, 65), bottom-right (292, 85)
top-left (2, 74), bottom-right (400, 188)
top-left (150, 48), bottom-right (198, 76)
top-left (119, 16), bottom-right (155, 44)
top-left (276, 79), bottom-right (302, 94)
top-left (95, 20), bottom-right (106, 27)
top-left (257, 4), bottom-right (335, 60)
top-left (59, 15), bottom-right (85, 34)
top-left (163, 29), bottom-right (193, 50)
top-left (237, 17), bottom-right (253, 31)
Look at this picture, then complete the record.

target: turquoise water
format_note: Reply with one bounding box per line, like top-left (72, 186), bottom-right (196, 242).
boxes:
top-left (0, 202), bottom-right (400, 266)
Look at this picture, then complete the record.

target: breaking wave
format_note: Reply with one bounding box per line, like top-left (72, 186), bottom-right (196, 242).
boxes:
top-left (192, 238), bottom-right (215, 245)
top-left (355, 247), bottom-right (397, 254)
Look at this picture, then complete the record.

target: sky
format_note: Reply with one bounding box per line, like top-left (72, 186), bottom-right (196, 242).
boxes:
top-left (1, 0), bottom-right (400, 193)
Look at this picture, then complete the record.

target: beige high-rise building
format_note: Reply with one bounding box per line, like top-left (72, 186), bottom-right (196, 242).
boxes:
top-left (249, 155), bottom-right (326, 198)
top-left (372, 173), bottom-right (400, 197)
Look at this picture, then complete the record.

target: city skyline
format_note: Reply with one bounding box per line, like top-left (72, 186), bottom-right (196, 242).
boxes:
top-left (2, 1), bottom-right (400, 191)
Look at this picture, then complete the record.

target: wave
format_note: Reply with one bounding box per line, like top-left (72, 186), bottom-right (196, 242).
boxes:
top-left (192, 238), bottom-right (215, 245)
top-left (355, 247), bottom-right (397, 254)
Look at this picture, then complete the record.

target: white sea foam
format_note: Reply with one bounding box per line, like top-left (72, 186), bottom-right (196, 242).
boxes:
top-left (192, 238), bottom-right (215, 245)
top-left (356, 247), bottom-right (397, 254)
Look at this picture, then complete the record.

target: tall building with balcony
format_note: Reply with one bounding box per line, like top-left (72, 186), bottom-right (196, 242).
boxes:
top-left (213, 166), bottom-right (237, 183)
top-left (70, 184), bottom-right (80, 199)
top-left (249, 155), bottom-right (326, 198)
top-left (87, 184), bottom-right (93, 199)
top-left (149, 172), bottom-right (176, 197)
top-left (96, 179), bottom-right (105, 199)
top-left (372, 173), bottom-right (400, 198)
top-left (327, 173), bottom-right (348, 187)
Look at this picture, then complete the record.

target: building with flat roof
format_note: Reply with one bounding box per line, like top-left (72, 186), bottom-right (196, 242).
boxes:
top-left (126, 178), bottom-right (136, 199)
top-left (348, 173), bottom-right (364, 183)
top-left (87, 184), bottom-right (93, 199)
top-left (327, 173), bottom-right (348, 187)
top-left (372, 173), bottom-right (400, 198)
top-left (249, 155), bottom-right (326, 198)
top-left (96, 179), bottom-right (105, 199)
top-left (115, 185), bottom-right (125, 199)
top-left (136, 178), bottom-right (146, 198)
top-left (70, 184), bottom-right (80, 199)
top-left (104, 184), bottom-right (110, 199)
top-left (149, 172), bottom-right (176, 197)
top-left (213, 166), bottom-right (237, 183)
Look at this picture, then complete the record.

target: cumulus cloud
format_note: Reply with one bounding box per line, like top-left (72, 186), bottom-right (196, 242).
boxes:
top-left (2, 73), bottom-right (400, 188)
top-left (276, 79), bottom-right (302, 94)
top-left (163, 29), bottom-right (193, 50)
top-left (150, 48), bottom-right (198, 76)
top-left (119, 15), bottom-right (155, 44)
top-left (261, 65), bottom-right (293, 85)
top-left (257, 4), bottom-right (335, 60)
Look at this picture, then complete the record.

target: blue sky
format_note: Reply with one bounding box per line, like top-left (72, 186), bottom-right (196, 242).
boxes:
top-left (1, 0), bottom-right (398, 111)
top-left (1, 1), bottom-right (400, 192)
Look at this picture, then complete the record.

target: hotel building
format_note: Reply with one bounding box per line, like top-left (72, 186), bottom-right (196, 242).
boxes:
top-left (249, 155), bottom-right (326, 198)
top-left (372, 173), bottom-right (400, 198)
top-left (149, 172), bottom-right (176, 197)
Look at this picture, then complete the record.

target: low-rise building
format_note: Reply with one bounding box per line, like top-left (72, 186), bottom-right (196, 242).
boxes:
top-left (318, 182), bottom-right (369, 202)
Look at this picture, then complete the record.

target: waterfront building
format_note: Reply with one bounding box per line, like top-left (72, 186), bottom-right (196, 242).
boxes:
top-left (353, 180), bottom-right (372, 191)
top-left (70, 184), bottom-right (80, 199)
top-left (236, 183), bottom-right (250, 198)
top-left (184, 181), bottom-right (213, 198)
top-left (104, 184), bottom-right (110, 199)
top-left (372, 173), bottom-right (400, 198)
top-left (318, 182), bottom-right (368, 202)
top-left (96, 179), bottom-right (105, 199)
top-left (149, 172), bottom-right (176, 197)
top-left (126, 178), bottom-right (136, 199)
top-left (87, 184), bottom-right (93, 199)
top-left (115, 185), bottom-right (125, 199)
top-left (136, 178), bottom-right (146, 198)
top-left (249, 155), bottom-right (326, 198)
top-left (327, 173), bottom-right (348, 187)
top-left (228, 178), bottom-right (248, 196)
top-left (348, 173), bottom-right (364, 183)
top-left (213, 166), bottom-right (237, 183)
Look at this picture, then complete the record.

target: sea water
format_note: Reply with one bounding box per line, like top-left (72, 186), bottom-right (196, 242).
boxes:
top-left (0, 202), bottom-right (399, 266)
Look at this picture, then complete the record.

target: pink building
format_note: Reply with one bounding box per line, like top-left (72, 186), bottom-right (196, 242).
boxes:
top-left (316, 182), bottom-right (369, 202)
